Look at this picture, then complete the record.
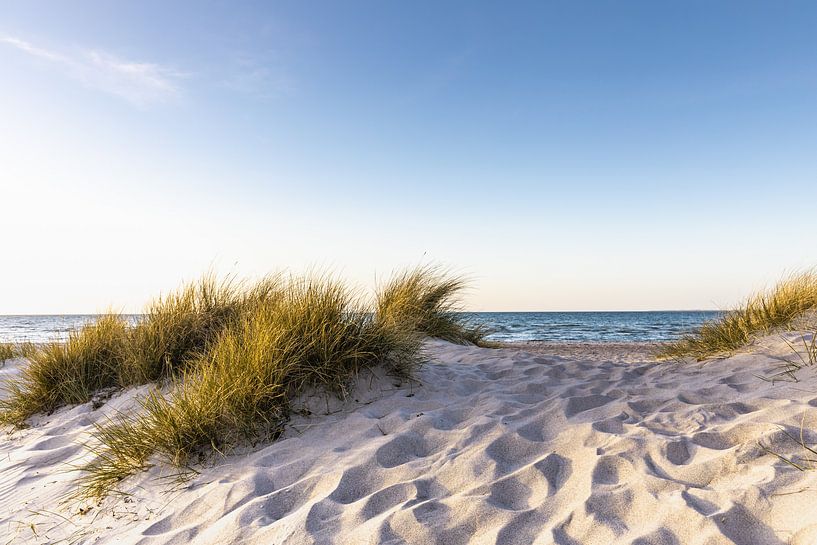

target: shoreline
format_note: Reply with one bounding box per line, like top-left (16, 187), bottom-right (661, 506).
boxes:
top-left (500, 340), bottom-right (665, 363)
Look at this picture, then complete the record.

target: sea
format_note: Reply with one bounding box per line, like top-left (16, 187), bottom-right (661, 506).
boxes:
top-left (466, 311), bottom-right (720, 343)
top-left (0, 311), bottom-right (720, 345)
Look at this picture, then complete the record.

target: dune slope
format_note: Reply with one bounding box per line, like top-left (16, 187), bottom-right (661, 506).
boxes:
top-left (3, 337), bottom-right (817, 544)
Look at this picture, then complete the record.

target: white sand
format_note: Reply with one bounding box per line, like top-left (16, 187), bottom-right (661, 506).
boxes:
top-left (4, 335), bottom-right (817, 544)
top-left (502, 341), bottom-right (662, 363)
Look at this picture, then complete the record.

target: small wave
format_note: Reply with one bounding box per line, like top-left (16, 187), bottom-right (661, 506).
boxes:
top-left (469, 311), bottom-right (720, 343)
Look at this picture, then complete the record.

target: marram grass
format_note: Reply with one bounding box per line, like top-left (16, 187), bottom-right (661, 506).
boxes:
top-left (1, 268), bottom-right (480, 428)
top-left (119, 275), bottom-right (248, 385)
top-left (0, 343), bottom-right (16, 362)
top-left (376, 265), bottom-right (488, 345)
top-left (0, 275), bottom-right (280, 427)
top-left (0, 314), bottom-right (130, 426)
top-left (0, 266), bottom-right (487, 497)
top-left (659, 271), bottom-right (817, 361)
top-left (80, 275), bottom-right (421, 498)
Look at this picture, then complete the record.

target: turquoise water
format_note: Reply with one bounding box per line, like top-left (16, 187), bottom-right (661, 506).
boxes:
top-left (0, 312), bottom-right (720, 344)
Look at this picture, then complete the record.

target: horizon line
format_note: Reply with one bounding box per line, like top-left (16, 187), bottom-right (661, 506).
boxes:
top-left (0, 309), bottom-right (726, 316)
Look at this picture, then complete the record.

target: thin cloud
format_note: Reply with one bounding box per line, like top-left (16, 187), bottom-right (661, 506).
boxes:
top-left (1, 35), bottom-right (183, 107)
top-left (1, 36), bottom-right (64, 61)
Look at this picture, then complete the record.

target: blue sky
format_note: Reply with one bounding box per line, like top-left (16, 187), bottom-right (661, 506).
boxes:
top-left (2, 1), bottom-right (817, 312)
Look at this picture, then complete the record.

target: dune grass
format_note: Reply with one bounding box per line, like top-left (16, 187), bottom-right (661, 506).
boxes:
top-left (80, 275), bottom-right (421, 498)
top-left (0, 315), bottom-right (130, 426)
top-left (0, 265), bottom-right (486, 497)
top-left (1, 267), bottom-right (479, 429)
top-left (0, 343), bottom-right (16, 362)
top-left (659, 271), bottom-right (817, 361)
top-left (118, 275), bottom-right (250, 385)
top-left (376, 266), bottom-right (488, 345)
top-left (0, 276), bottom-right (274, 427)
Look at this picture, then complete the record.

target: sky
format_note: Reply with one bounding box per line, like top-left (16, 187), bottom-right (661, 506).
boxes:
top-left (1, 1), bottom-right (817, 313)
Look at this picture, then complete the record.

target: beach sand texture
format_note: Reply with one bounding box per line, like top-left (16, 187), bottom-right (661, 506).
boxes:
top-left (3, 336), bottom-right (817, 544)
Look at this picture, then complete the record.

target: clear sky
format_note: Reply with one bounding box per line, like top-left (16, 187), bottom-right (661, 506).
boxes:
top-left (2, 1), bottom-right (817, 313)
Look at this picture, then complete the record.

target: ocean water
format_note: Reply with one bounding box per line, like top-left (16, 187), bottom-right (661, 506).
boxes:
top-left (468, 311), bottom-right (722, 343)
top-left (0, 311), bottom-right (720, 344)
top-left (0, 315), bottom-right (141, 344)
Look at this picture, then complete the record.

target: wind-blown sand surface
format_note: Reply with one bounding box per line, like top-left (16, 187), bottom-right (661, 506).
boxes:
top-left (3, 336), bottom-right (817, 544)
top-left (504, 341), bottom-right (662, 363)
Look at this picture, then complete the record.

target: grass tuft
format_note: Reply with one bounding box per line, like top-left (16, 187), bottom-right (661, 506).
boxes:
top-left (0, 315), bottom-right (130, 426)
top-left (119, 275), bottom-right (249, 385)
top-left (80, 275), bottom-right (422, 498)
top-left (0, 343), bottom-right (16, 362)
top-left (78, 413), bottom-right (157, 499)
top-left (659, 271), bottom-right (817, 360)
top-left (0, 275), bottom-right (283, 427)
top-left (1, 266), bottom-right (480, 497)
top-left (376, 266), bottom-right (488, 345)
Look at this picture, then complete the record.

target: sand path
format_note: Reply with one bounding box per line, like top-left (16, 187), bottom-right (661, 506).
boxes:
top-left (3, 336), bottom-right (817, 544)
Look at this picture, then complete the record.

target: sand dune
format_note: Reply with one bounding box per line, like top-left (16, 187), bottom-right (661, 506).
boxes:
top-left (3, 336), bottom-right (817, 544)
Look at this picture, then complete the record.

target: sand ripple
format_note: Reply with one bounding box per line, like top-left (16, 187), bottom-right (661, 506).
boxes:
top-left (3, 336), bottom-right (817, 544)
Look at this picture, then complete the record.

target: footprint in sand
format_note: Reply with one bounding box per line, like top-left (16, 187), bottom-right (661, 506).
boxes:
top-left (534, 452), bottom-right (572, 496)
top-left (375, 432), bottom-right (431, 468)
top-left (691, 431), bottom-right (734, 450)
top-left (564, 394), bottom-right (616, 417)
top-left (591, 412), bottom-right (630, 435)
top-left (360, 482), bottom-right (414, 520)
top-left (665, 440), bottom-right (691, 465)
top-left (591, 455), bottom-right (634, 485)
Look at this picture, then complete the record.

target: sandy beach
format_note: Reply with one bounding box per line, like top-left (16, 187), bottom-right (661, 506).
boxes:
top-left (2, 335), bottom-right (817, 544)
top-left (4, 2), bottom-right (816, 542)
top-left (501, 341), bottom-right (663, 363)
